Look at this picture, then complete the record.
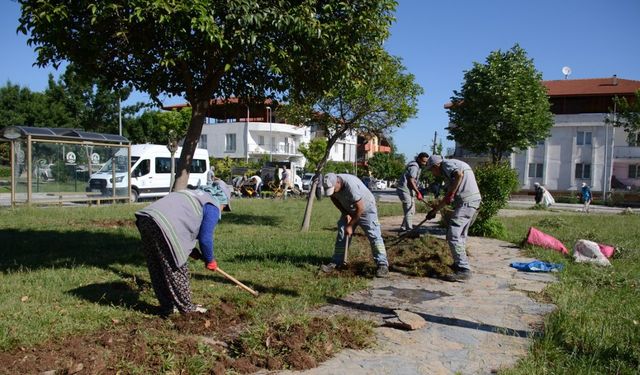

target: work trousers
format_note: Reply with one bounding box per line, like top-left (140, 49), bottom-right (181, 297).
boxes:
top-left (396, 187), bottom-right (415, 231)
top-left (135, 215), bottom-right (196, 315)
top-left (446, 202), bottom-right (480, 271)
top-left (333, 210), bottom-right (388, 267)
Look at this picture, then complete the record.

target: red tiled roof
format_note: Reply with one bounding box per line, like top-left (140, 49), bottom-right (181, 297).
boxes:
top-left (543, 77), bottom-right (640, 97)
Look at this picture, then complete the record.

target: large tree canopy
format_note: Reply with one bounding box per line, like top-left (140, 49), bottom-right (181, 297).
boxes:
top-left (447, 44), bottom-right (553, 163)
top-left (18, 0), bottom-right (397, 189)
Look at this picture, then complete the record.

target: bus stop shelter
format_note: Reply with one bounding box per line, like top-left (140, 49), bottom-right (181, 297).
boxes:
top-left (1, 126), bottom-right (130, 206)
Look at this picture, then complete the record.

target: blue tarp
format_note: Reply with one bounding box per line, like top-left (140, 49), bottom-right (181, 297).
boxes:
top-left (510, 260), bottom-right (563, 272)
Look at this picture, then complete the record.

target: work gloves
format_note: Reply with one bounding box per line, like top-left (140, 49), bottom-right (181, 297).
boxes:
top-left (206, 260), bottom-right (218, 271)
top-left (416, 191), bottom-right (423, 201)
top-left (444, 192), bottom-right (455, 204)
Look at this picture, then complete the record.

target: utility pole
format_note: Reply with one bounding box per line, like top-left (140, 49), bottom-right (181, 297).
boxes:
top-left (432, 131), bottom-right (438, 154)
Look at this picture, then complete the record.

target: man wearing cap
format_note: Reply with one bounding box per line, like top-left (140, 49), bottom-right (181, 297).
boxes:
top-left (321, 173), bottom-right (390, 278)
top-left (134, 180), bottom-right (232, 315)
top-left (396, 152), bottom-right (429, 232)
top-left (425, 156), bottom-right (481, 282)
top-left (581, 182), bottom-right (592, 213)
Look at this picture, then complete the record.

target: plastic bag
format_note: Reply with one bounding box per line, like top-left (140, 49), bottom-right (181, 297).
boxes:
top-left (510, 260), bottom-right (563, 272)
top-left (523, 227), bottom-right (568, 254)
top-left (573, 239), bottom-right (611, 266)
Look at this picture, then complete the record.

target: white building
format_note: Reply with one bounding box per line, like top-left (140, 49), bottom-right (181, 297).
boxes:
top-left (165, 99), bottom-right (357, 168)
top-left (452, 76), bottom-right (640, 194)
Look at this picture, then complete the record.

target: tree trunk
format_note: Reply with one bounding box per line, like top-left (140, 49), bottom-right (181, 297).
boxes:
top-left (173, 99), bottom-right (209, 190)
top-left (300, 132), bottom-right (342, 231)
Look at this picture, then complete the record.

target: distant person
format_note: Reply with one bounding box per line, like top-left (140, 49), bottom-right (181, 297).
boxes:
top-left (134, 181), bottom-right (231, 315)
top-left (249, 175), bottom-right (263, 197)
top-left (206, 165), bottom-right (215, 185)
top-left (280, 168), bottom-right (290, 189)
top-left (534, 182), bottom-right (554, 207)
top-left (320, 173), bottom-right (389, 278)
top-left (425, 155), bottom-right (481, 282)
top-left (581, 182), bottom-right (592, 213)
top-left (396, 152), bottom-right (429, 232)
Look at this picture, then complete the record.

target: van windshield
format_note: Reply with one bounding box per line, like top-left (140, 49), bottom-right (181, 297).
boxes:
top-left (98, 156), bottom-right (139, 173)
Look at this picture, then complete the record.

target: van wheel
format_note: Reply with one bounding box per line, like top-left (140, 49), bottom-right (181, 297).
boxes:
top-left (130, 189), bottom-right (139, 203)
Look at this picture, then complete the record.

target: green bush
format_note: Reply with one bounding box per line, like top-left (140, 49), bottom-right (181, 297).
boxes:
top-left (470, 162), bottom-right (519, 237)
top-left (0, 165), bottom-right (10, 178)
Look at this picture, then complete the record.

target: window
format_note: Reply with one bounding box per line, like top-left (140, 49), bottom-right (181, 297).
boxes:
top-left (528, 163), bottom-right (543, 178)
top-left (199, 134), bottom-right (208, 149)
top-left (536, 139), bottom-right (545, 146)
top-left (155, 158), bottom-right (172, 174)
top-left (225, 133), bottom-right (236, 152)
top-left (258, 135), bottom-right (264, 145)
top-left (575, 163), bottom-right (591, 179)
top-left (629, 133), bottom-right (640, 147)
top-left (190, 159), bottom-right (207, 174)
top-left (577, 131), bottom-right (592, 145)
top-left (629, 165), bottom-right (640, 179)
top-left (133, 159), bottom-right (150, 177)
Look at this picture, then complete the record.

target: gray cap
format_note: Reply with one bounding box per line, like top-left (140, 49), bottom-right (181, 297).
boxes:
top-left (323, 173), bottom-right (338, 196)
top-left (426, 155), bottom-right (443, 169)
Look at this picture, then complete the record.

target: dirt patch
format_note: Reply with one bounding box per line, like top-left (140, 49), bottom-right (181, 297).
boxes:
top-left (0, 302), bottom-right (372, 374)
top-left (317, 232), bottom-right (454, 279)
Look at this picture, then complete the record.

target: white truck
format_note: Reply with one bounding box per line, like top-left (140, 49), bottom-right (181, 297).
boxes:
top-left (86, 144), bottom-right (210, 202)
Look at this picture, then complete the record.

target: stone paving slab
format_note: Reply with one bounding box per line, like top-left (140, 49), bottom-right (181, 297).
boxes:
top-left (277, 216), bottom-right (557, 375)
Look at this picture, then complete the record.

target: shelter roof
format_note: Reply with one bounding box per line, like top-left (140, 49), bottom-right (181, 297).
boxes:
top-left (0, 126), bottom-right (129, 143)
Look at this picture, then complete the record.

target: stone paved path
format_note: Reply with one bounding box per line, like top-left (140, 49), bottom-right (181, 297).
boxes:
top-left (277, 215), bottom-right (557, 375)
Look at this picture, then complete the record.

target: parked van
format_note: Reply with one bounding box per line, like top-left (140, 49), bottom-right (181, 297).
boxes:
top-left (86, 144), bottom-right (210, 202)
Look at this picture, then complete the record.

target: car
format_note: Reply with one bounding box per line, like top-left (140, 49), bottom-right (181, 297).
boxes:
top-left (301, 173), bottom-right (315, 192)
top-left (371, 179), bottom-right (387, 190)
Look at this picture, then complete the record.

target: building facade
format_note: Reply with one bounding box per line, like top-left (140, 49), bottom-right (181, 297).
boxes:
top-left (165, 99), bottom-right (358, 169)
top-left (453, 76), bottom-right (640, 194)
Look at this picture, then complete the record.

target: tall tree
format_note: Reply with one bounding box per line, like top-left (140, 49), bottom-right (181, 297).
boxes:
top-left (607, 90), bottom-right (640, 144)
top-left (447, 44), bottom-right (553, 163)
top-left (367, 151), bottom-right (405, 181)
top-left (19, 0), bottom-right (397, 190)
top-left (281, 52), bottom-right (422, 231)
top-left (126, 108), bottom-right (191, 145)
top-left (298, 138), bottom-right (327, 173)
top-left (0, 82), bottom-right (47, 127)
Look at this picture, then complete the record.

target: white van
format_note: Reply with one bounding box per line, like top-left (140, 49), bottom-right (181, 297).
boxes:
top-left (86, 144), bottom-right (210, 202)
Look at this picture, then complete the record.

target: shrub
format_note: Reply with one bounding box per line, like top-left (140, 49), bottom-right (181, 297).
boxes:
top-left (470, 162), bottom-right (519, 237)
top-left (0, 165), bottom-right (10, 178)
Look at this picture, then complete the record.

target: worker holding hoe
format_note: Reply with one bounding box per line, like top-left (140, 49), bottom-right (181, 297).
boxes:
top-left (425, 155), bottom-right (481, 282)
top-left (396, 152), bottom-right (429, 232)
top-left (320, 173), bottom-right (390, 278)
top-left (134, 180), bottom-right (232, 315)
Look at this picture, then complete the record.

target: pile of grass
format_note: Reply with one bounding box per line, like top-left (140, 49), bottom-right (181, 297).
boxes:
top-left (497, 211), bottom-right (640, 374)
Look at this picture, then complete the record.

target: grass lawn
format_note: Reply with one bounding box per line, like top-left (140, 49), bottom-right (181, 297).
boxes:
top-left (1, 199), bottom-right (638, 373)
top-left (496, 211), bottom-right (640, 375)
top-left (0, 197), bottom-right (403, 373)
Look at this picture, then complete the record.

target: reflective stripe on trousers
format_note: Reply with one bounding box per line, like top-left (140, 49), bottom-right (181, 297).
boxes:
top-left (446, 202), bottom-right (479, 270)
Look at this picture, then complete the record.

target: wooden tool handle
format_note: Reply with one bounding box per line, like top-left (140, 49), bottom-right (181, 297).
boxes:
top-left (215, 267), bottom-right (259, 297)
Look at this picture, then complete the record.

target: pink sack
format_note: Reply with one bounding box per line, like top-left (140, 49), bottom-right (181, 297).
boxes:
top-left (598, 244), bottom-right (615, 258)
top-left (524, 227), bottom-right (568, 255)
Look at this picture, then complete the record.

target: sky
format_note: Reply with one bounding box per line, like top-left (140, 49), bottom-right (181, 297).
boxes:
top-left (1, 0), bottom-right (639, 159)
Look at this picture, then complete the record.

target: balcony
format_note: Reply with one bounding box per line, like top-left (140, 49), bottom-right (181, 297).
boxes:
top-left (614, 146), bottom-right (640, 159)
